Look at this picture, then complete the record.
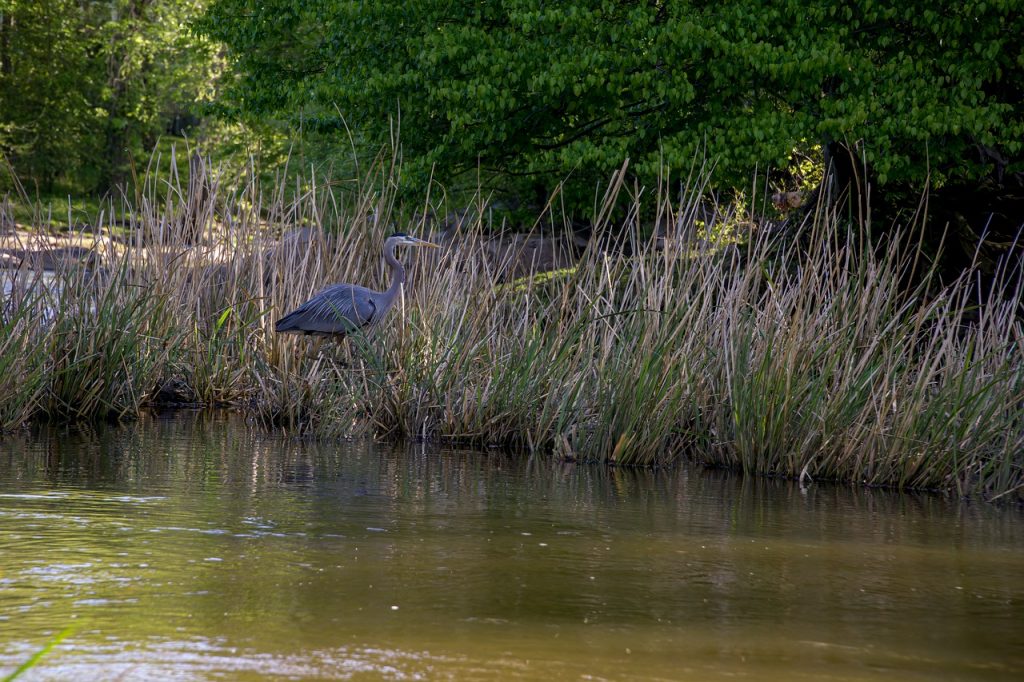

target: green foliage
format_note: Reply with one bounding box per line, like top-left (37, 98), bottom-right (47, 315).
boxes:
top-left (201, 0), bottom-right (1023, 204)
top-left (0, 0), bottom-right (219, 193)
top-left (0, 0), bottom-right (99, 189)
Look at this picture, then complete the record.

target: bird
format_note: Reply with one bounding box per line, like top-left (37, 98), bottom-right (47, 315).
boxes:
top-left (274, 232), bottom-right (439, 338)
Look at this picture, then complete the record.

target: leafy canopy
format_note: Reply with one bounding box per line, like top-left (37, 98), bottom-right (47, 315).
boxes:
top-left (0, 0), bottom-right (218, 193)
top-left (202, 0), bottom-right (1022, 201)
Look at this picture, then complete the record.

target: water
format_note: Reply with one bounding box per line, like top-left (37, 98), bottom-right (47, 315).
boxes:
top-left (1, 412), bottom-right (1022, 680)
top-left (1, 268), bottom-right (61, 300)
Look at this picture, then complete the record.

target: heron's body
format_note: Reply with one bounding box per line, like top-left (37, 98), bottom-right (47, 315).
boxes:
top-left (274, 283), bottom-right (382, 337)
top-left (274, 233), bottom-right (438, 338)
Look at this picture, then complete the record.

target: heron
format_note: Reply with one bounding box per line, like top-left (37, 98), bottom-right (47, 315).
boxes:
top-left (274, 232), bottom-right (440, 338)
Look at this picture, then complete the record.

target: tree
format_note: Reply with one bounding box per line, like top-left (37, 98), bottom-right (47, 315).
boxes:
top-left (94, 0), bottom-right (220, 190)
top-left (0, 0), bottom-right (219, 194)
top-left (201, 0), bottom-right (1023, 213)
top-left (0, 0), bottom-right (100, 190)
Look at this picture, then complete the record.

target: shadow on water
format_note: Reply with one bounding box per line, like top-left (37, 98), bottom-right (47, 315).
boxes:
top-left (1, 411), bottom-right (1022, 680)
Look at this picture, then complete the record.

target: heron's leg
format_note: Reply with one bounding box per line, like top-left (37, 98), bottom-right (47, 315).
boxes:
top-left (347, 328), bottom-right (384, 372)
top-left (303, 337), bottom-right (346, 368)
top-left (301, 336), bottom-right (325, 362)
top-left (330, 333), bottom-right (351, 368)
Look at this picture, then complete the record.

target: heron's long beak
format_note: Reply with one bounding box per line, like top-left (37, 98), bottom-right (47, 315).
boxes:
top-left (414, 237), bottom-right (440, 249)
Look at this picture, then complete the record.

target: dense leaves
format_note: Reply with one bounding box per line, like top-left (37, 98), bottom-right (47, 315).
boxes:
top-left (0, 0), bottom-right (218, 193)
top-left (201, 0), bottom-right (1024, 202)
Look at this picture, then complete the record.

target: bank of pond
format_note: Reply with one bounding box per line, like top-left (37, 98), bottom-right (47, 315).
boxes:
top-left (1, 168), bottom-right (1022, 504)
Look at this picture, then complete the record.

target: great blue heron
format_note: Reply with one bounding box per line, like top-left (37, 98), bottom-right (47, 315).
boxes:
top-left (274, 232), bottom-right (439, 338)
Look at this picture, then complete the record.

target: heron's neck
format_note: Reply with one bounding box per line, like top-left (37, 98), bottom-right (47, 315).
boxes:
top-left (384, 241), bottom-right (406, 298)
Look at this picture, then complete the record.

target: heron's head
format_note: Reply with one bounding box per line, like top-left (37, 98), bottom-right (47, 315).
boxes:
top-left (388, 232), bottom-right (440, 249)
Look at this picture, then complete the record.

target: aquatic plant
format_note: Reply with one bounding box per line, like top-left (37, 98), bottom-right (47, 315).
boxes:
top-left (0, 280), bottom-right (47, 431)
top-left (2, 627), bottom-right (73, 681)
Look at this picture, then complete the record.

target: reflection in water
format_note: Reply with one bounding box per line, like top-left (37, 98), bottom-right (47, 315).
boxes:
top-left (1, 411), bottom-right (1022, 680)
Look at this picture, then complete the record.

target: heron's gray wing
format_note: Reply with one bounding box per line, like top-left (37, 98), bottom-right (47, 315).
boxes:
top-left (275, 283), bottom-right (379, 336)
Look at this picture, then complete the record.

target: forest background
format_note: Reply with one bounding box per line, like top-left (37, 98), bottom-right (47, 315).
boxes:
top-left (1, 0), bottom-right (1021, 259)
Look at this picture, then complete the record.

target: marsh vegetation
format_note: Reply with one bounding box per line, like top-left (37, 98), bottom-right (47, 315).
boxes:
top-left (1, 153), bottom-right (1021, 502)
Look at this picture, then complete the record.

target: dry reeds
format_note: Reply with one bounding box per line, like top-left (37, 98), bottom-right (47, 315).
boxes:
top-left (0, 152), bottom-right (1021, 501)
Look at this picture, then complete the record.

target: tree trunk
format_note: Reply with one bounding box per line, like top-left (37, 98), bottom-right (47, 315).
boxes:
top-left (0, 12), bottom-right (13, 78)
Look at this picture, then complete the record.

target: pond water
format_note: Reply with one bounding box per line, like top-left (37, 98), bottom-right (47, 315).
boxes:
top-left (1, 411), bottom-right (1022, 681)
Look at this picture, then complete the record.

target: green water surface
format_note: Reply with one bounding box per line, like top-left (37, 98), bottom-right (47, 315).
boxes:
top-left (1, 412), bottom-right (1022, 680)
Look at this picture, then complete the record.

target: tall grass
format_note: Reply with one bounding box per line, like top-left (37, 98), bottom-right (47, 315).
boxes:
top-left (0, 151), bottom-right (1021, 501)
top-left (0, 282), bottom-right (47, 430)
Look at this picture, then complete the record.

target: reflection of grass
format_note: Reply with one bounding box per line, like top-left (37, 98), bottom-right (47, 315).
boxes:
top-left (3, 627), bottom-right (73, 681)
